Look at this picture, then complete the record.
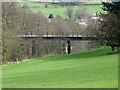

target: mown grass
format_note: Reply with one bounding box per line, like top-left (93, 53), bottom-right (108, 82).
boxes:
top-left (40, 46), bottom-right (112, 61)
top-left (2, 47), bottom-right (118, 88)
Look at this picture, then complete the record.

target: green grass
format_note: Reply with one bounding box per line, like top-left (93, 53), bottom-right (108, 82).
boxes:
top-left (19, 2), bottom-right (103, 18)
top-left (2, 47), bottom-right (118, 88)
top-left (40, 47), bottom-right (112, 61)
top-left (30, 5), bottom-right (103, 18)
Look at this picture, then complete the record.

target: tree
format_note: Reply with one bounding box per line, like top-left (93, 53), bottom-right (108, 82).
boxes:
top-left (66, 7), bottom-right (74, 19)
top-left (48, 13), bottom-right (54, 19)
top-left (75, 6), bottom-right (91, 19)
top-left (98, 1), bottom-right (120, 53)
top-left (2, 2), bottom-right (39, 63)
top-left (102, 1), bottom-right (120, 14)
top-left (44, 4), bottom-right (48, 8)
top-left (2, 2), bottom-right (21, 63)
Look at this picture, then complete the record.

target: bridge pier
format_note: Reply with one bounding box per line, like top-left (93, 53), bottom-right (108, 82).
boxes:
top-left (67, 40), bottom-right (71, 54)
top-left (62, 40), bottom-right (71, 54)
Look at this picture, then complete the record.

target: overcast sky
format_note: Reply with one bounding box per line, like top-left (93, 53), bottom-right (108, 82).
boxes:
top-left (8, 0), bottom-right (120, 2)
top-left (18, 0), bottom-right (120, 2)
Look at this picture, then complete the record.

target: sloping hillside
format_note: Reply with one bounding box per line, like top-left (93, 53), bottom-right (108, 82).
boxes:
top-left (19, 2), bottom-right (103, 18)
top-left (2, 47), bottom-right (118, 88)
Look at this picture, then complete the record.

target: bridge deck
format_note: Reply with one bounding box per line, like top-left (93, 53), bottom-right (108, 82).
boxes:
top-left (17, 34), bottom-right (97, 40)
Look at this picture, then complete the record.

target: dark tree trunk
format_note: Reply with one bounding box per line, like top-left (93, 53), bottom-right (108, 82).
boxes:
top-left (117, 46), bottom-right (120, 54)
top-left (63, 43), bottom-right (66, 54)
top-left (111, 46), bottom-right (115, 52)
top-left (32, 40), bottom-right (36, 57)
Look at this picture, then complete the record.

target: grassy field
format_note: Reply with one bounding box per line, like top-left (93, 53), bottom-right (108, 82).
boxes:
top-left (31, 5), bottom-right (103, 18)
top-left (2, 47), bottom-right (118, 88)
top-left (19, 2), bottom-right (103, 18)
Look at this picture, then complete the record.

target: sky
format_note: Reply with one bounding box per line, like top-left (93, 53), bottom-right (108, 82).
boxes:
top-left (18, 0), bottom-right (120, 2)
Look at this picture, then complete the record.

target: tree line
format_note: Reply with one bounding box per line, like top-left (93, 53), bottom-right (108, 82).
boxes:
top-left (2, 1), bottom-right (120, 64)
top-left (2, 2), bottom-right (92, 64)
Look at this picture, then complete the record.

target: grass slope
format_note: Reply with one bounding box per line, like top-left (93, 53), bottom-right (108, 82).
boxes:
top-left (19, 2), bottom-right (103, 18)
top-left (2, 47), bottom-right (118, 88)
top-left (30, 5), bottom-right (103, 18)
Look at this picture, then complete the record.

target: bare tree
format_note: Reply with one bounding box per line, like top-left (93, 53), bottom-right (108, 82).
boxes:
top-left (75, 6), bottom-right (92, 19)
top-left (66, 6), bottom-right (74, 19)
